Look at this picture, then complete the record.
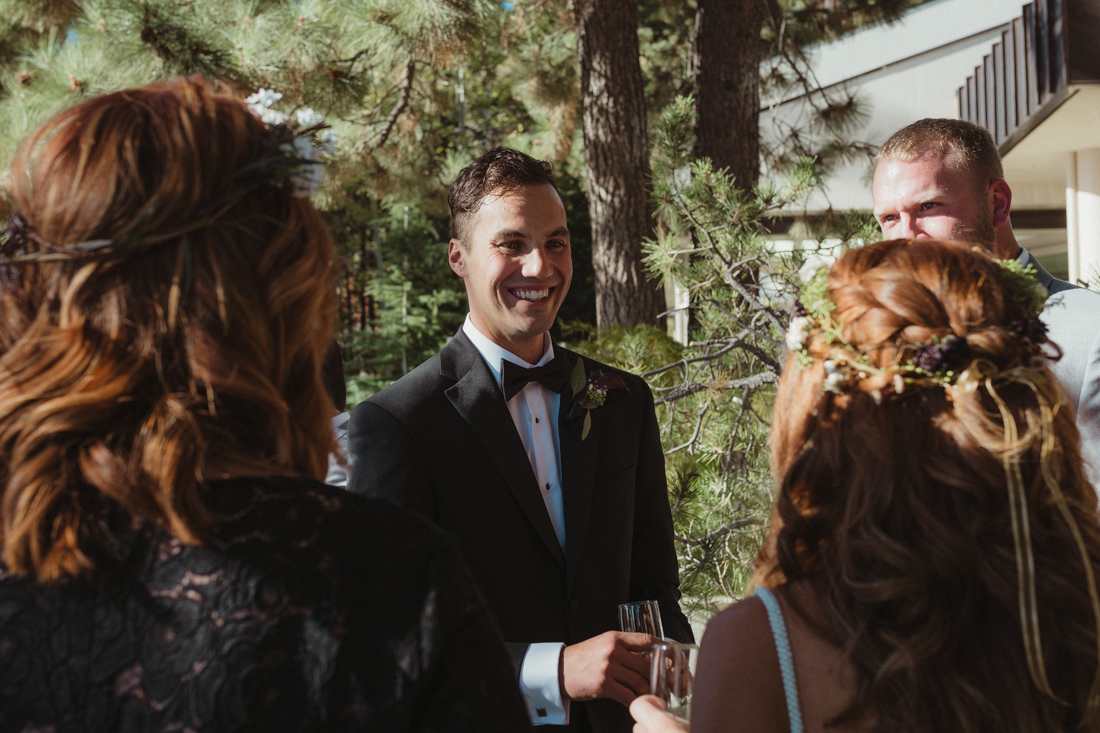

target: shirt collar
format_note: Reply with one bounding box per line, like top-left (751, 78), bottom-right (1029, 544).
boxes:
top-left (462, 314), bottom-right (555, 383)
top-left (1016, 246), bottom-right (1030, 266)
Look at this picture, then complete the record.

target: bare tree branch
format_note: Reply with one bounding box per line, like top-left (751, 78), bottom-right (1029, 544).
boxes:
top-left (665, 399), bottom-right (710, 455)
top-left (655, 371), bottom-right (778, 405)
top-left (644, 339), bottom-right (741, 378)
top-left (675, 516), bottom-right (763, 546)
top-left (373, 61), bottom-right (415, 150)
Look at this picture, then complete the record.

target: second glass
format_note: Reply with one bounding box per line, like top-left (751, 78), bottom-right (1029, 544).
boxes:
top-left (650, 641), bottom-right (699, 725)
top-left (618, 599), bottom-right (664, 638)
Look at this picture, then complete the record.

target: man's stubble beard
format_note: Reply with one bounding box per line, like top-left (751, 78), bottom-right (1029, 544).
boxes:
top-left (949, 197), bottom-right (996, 249)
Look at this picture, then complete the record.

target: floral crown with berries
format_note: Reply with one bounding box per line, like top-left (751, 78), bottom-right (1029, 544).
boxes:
top-left (785, 247), bottom-right (1100, 711)
top-left (784, 251), bottom-right (1049, 401)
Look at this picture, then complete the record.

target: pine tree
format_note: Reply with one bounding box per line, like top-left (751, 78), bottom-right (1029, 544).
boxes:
top-left (692, 0), bottom-right (763, 192)
top-left (573, 0), bottom-right (662, 329)
top-left (571, 0), bottom-right (926, 614)
top-left (0, 0), bottom-right (517, 395)
top-left (0, 0), bottom-right (934, 614)
top-left (613, 96), bottom-right (878, 615)
top-left (0, 1), bottom-right (502, 187)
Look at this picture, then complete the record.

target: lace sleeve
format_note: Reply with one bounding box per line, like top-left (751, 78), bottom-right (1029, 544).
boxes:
top-left (0, 478), bottom-right (531, 733)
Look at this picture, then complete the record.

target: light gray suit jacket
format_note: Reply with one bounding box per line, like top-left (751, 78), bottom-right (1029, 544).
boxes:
top-left (1028, 254), bottom-right (1100, 486)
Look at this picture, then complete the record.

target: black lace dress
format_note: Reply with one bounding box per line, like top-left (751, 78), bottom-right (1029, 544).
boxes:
top-left (0, 476), bottom-right (532, 732)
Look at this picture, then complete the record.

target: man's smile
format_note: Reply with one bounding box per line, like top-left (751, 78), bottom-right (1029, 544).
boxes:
top-left (509, 286), bottom-right (554, 302)
top-left (449, 182), bottom-right (572, 362)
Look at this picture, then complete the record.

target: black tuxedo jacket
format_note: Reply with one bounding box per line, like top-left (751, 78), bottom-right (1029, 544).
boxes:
top-left (347, 329), bottom-right (692, 733)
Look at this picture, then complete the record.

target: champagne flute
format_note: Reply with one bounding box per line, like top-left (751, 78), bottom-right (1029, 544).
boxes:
top-left (618, 600), bottom-right (664, 638)
top-left (650, 642), bottom-right (698, 725)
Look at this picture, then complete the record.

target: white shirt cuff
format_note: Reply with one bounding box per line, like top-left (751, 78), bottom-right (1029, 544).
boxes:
top-left (518, 642), bottom-right (569, 725)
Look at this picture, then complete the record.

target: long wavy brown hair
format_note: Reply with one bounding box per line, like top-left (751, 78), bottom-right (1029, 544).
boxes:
top-left (757, 239), bottom-right (1100, 732)
top-left (0, 76), bottom-right (338, 581)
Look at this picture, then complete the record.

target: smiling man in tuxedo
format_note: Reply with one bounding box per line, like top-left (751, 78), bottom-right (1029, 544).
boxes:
top-left (347, 147), bottom-right (692, 732)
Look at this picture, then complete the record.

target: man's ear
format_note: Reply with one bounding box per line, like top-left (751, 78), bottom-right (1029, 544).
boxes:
top-left (989, 178), bottom-right (1013, 228)
top-left (448, 238), bottom-right (466, 277)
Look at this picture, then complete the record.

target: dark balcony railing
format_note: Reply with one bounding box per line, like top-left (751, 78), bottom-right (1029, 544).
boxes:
top-left (957, 0), bottom-right (1100, 153)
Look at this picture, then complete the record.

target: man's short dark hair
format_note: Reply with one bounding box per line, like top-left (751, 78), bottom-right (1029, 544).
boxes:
top-left (448, 147), bottom-right (557, 244)
top-left (877, 118), bottom-right (1004, 197)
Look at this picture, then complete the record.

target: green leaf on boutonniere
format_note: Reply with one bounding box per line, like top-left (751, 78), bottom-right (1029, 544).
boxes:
top-left (572, 368), bottom-right (628, 440)
top-left (570, 357), bottom-right (586, 396)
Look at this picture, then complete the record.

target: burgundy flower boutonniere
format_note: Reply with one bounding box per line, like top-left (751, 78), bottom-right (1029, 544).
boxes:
top-left (568, 359), bottom-right (630, 440)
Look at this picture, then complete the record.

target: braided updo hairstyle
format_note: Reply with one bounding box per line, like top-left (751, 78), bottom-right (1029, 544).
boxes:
top-left (758, 239), bottom-right (1100, 732)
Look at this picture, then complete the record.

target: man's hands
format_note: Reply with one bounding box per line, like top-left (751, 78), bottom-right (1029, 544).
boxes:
top-left (562, 631), bottom-right (658, 707)
top-left (630, 695), bottom-right (688, 733)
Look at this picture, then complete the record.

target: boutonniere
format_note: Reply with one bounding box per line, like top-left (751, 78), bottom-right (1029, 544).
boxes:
top-left (568, 359), bottom-right (630, 440)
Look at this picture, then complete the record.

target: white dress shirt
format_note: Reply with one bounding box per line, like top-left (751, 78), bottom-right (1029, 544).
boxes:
top-left (462, 315), bottom-right (571, 725)
top-left (325, 411), bottom-right (350, 488)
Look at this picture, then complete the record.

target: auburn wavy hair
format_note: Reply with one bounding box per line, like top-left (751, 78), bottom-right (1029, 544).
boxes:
top-left (757, 239), bottom-right (1100, 732)
top-left (0, 76), bottom-right (338, 581)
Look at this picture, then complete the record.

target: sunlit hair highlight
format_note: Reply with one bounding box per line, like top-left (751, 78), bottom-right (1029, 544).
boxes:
top-left (448, 146), bottom-right (557, 244)
top-left (877, 118), bottom-right (1004, 199)
top-left (758, 239), bottom-right (1100, 732)
top-left (0, 76), bottom-right (338, 581)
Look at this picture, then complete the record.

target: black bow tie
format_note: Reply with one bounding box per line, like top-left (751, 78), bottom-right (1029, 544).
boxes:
top-left (500, 355), bottom-right (572, 402)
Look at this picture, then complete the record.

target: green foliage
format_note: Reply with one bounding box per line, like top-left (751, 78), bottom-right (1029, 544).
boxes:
top-left (566, 320), bottom-right (774, 615)
top-left (638, 0), bottom-right (694, 124)
top-left (758, 0), bottom-right (927, 180)
top-left (768, 0), bottom-right (932, 47)
top-left (0, 0), bottom-right (501, 180)
top-left (563, 323), bottom-right (683, 375)
top-left (495, 0), bottom-right (580, 168)
top-left (325, 195), bottom-right (467, 404)
top-left (0, 1), bottom-right (564, 406)
top-left (996, 258), bottom-right (1050, 316)
top-left (799, 263), bottom-right (832, 317)
top-left (574, 94), bottom-right (869, 618)
top-left (0, 0), bottom-right (912, 616)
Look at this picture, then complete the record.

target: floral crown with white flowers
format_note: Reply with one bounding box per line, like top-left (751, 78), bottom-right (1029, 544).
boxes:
top-left (0, 87), bottom-right (337, 273)
top-left (243, 88), bottom-right (337, 199)
top-left (785, 246), bottom-right (1100, 712)
top-left (784, 251), bottom-right (1050, 402)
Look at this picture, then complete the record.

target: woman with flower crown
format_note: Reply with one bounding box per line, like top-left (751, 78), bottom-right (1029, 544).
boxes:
top-left (0, 76), bottom-right (531, 731)
top-left (632, 238), bottom-right (1100, 732)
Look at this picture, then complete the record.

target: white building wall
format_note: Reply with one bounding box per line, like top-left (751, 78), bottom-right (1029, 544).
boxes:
top-left (761, 0), bottom-right (1037, 214)
top-left (756, 0), bottom-right (1100, 282)
top-left (787, 0), bottom-right (1025, 91)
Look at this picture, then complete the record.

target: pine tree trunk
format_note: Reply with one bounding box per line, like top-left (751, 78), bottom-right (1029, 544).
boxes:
top-left (574, 0), bottom-right (662, 328)
top-left (692, 0), bottom-right (764, 191)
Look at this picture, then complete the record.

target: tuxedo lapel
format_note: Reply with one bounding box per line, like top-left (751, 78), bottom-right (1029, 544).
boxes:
top-left (558, 349), bottom-right (600, 594)
top-left (442, 332), bottom-right (566, 568)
